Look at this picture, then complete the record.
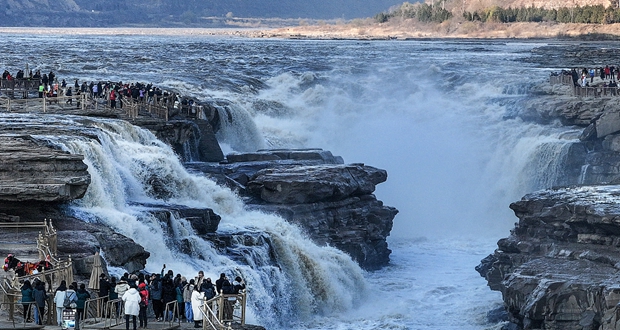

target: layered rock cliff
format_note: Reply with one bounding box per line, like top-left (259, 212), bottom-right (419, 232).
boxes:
top-left (0, 112), bottom-right (396, 276)
top-left (187, 148), bottom-right (398, 270)
top-left (477, 60), bottom-right (620, 329)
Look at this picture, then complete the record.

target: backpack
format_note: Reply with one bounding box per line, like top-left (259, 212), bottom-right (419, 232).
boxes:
top-left (221, 284), bottom-right (234, 295)
top-left (63, 292), bottom-right (76, 309)
top-left (204, 287), bottom-right (215, 300)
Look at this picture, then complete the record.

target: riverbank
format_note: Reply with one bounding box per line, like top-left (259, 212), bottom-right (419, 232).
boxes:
top-left (2, 21), bottom-right (620, 40)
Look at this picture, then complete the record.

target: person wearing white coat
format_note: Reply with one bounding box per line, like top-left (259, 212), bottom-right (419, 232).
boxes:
top-left (53, 281), bottom-right (68, 327)
top-left (122, 284), bottom-right (141, 330)
top-left (190, 286), bottom-right (204, 328)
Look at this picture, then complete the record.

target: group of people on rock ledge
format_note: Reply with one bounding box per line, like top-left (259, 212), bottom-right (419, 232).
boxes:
top-left (20, 264), bottom-right (246, 330)
top-left (565, 66), bottom-right (620, 88)
top-left (2, 68), bottom-right (200, 118)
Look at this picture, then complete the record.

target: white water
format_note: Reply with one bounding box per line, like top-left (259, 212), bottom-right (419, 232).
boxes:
top-left (0, 36), bottom-right (585, 329)
top-left (40, 118), bottom-right (366, 328)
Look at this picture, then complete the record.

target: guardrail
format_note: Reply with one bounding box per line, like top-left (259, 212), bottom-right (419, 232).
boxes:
top-left (0, 300), bottom-right (40, 327)
top-left (550, 74), bottom-right (574, 85)
top-left (199, 291), bottom-right (247, 330)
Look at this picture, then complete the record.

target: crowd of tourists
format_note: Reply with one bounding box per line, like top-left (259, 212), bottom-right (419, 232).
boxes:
top-left (19, 264), bottom-right (246, 330)
top-left (561, 66), bottom-right (620, 87)
top-left (1, 68), bottom-right (200, 117)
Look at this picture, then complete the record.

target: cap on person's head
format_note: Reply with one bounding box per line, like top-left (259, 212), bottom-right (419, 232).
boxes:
top-left (138, 283), bottom-right (146, 289)
top-left (235, 277), bottom-right (242, 282)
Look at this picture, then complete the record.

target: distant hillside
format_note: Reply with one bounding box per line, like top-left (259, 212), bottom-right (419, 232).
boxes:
top-left (0, 0), bottom-right (409, 27)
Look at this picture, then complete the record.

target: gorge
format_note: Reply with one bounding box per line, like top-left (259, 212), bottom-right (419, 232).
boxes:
top-left (477, 44), bottom-right (620, 329)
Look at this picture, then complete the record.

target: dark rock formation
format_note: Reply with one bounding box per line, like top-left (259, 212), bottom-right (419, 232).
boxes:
top-left (477, 186), bottom-right (620, 330)
top-left (189, 149), bottom-right (398, 270)
top-left (132, 118), bottom-right (224, 162)
top-left (0, 136), bottom-right (90, 202)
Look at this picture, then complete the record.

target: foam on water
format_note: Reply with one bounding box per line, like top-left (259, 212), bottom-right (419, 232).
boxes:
top-left (36, 117), bottom-right (367, 328)
top-left (0, 36), bottom-right (583, 329)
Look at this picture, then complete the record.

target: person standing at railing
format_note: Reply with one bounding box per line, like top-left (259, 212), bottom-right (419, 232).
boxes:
top-left (66, 87), bottom-right (73, 105)
top-left (138, 283), bottom-right (149, 329)
top-left (190, 284), bottom-right (204, 328)
top-left (75, 283), bottom-right (91, 330)
top-left (183, 279), bottom-right (194, 323)
top-left (122, 283), bottom-right (140, 330)
top-left (162, 275), bottom-right (176, 321)
top-left (110, 89), bottom-right (118, 109)
top-left (175, 277), bottom-right (185, 322)
top-left (20, 280), bottom-right (34, 322)
top-left (149, 274), bottom-right (163, 321)
top-left (53, 281), bottom-right (68, 327)
top-left (33, 280), bottom-right (47, 325)
top-left (99, 274), bottom-right (111, 316)
top-left (108, 277), bottom-right (119, 316)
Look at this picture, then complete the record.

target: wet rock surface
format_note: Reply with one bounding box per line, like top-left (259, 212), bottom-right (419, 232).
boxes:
top-left (190, 148), bottom-right (397, 270)
top-left (0, 136), bottom-right (90, 202)
top-left (477, 44), bottom-right (620, 330)
top-left (477, 186), bottom-right (620, 330)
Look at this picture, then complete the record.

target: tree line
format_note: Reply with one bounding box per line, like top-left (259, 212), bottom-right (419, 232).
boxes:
top-left (375, 1), bottom-right (620, 24)
top-left (464, 5), bottom-right (620, 24)
top-left (375, 2), bottom-right (452, 23)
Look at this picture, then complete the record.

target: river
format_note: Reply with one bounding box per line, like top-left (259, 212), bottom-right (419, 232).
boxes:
top-left (0, 34), bottom-right (581, 329)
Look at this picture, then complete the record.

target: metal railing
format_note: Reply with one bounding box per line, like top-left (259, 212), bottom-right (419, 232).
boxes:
top-left (0, 300), bottom-right (38, 327)
top-left (162, 300), bottom-right (180, 326)
top-left (103, 298), bottom-right (124, 328)
top-left (199, 298), bottom-right (225, 330)
top-left (0, 94), bottom-right (89, 112)
top-left (198, 290), bottom-right (247, 330)
top-left (550, 74), bottom-right (574, 85)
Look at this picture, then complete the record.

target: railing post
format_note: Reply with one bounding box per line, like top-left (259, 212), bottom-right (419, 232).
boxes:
top-left (218, 292), bottom-right (224, 322)
top-left (241, 291), bottom-right (246, 325)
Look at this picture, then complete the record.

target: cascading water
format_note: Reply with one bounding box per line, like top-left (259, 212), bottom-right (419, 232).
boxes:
top-left (0, 35), bottom-right (594, 329)
top-left (37, 117), bottom-right (367, 328)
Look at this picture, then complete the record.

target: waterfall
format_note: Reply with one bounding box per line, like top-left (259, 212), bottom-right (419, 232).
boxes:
top-left (38, 117), bottom-right (367, 328)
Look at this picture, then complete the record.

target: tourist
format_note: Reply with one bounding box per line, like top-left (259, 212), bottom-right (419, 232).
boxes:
top-left (108, 277), bottom-right (119, 316)
top-left (581, 74), bottom-right (588, 87)
top-left (232, 277), bottom-right (245, 294)
top-left (149, 274), bottom-right (163, 321)
top-left (33, 280), bottom-right (47, 325)
top-left (161, 275), bottom-right (176, 321)
top-left (122, 283), bottom-right (141, 330)
top-left (66, 87), bottom-right (73, 105)
top-left (138, 283), bottom-right (149, 329)
top-left (194, 271), bottom-right (205, 288)
top-left (99, 274), bottom-right (111, 315)
top-left (190, 284), bottom-right (204, 328)
top-left (200, 278), bottom-right (215, 300)
top-left (20, 280), bottom-right (34, 322)
top-left (110, 89), bottom-right (117, 109)
top-left (115, 277), bottom-right (130, 299)
top-left (54, 281), bottom-right (68, 327)
top-left (175, 277), bottom-right (185, 321)
top-left (216, 274), bottom-right (234, 321)
top-left (75, 283), bottom-right (91, 330)
top-left (183, 279), bottom-right (194, 323)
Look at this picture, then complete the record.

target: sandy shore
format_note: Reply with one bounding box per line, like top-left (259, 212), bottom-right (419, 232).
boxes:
top-left (1, 21), bottom-right (620, 40)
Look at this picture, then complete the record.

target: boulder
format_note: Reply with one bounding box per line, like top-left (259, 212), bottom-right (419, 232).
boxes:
top-left (246, 164), bottom-right (387, 204)
top-left (189, 149), bottom-right (396, 270)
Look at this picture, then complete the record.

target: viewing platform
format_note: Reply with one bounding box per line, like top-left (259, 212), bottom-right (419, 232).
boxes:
top-left (550, 72), bottom-right (620, 98)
